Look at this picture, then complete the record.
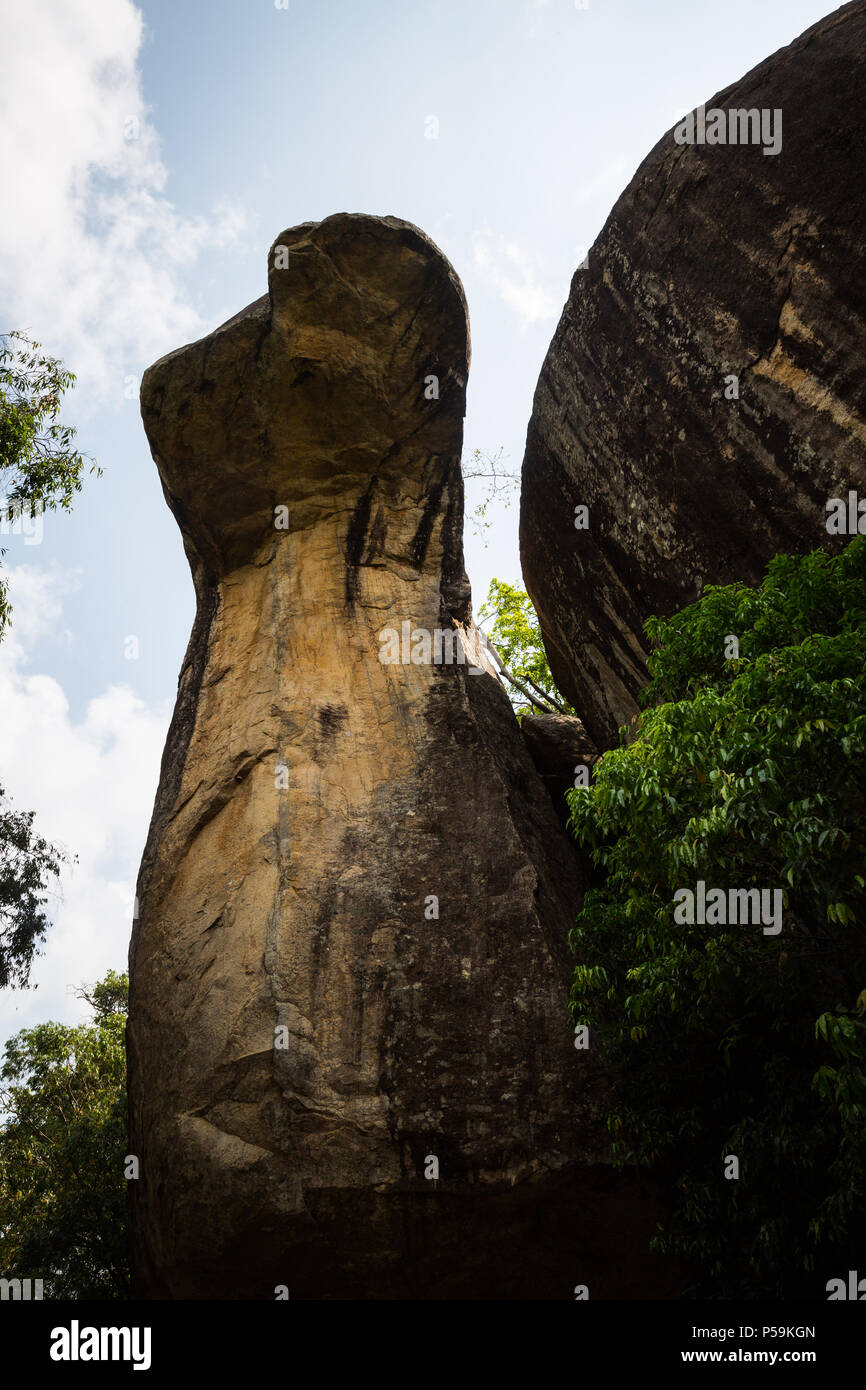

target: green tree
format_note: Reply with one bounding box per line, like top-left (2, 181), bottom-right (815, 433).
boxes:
top-left (567, 539), bottom-right (866, 1298)
top-left (0, 330), bottom-right (99, 639)
top-left (0, 331), bottom-right (95, 984)
top-left (479, 578), bottom-right (575, 717)
top-left (0, 792), bottom-right (68, 989)
top-left (0, 970), bottom-right (130, 1298)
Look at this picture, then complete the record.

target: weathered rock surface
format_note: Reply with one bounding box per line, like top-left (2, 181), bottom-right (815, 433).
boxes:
top-left (521, 713), bottom-right (598, 828)
top-left (521, 1), bottom-right (866, 749)
top-left (129, 213), bottom-right (671, 1299)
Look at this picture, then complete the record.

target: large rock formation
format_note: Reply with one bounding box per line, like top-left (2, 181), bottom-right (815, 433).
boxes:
top-left (129, 214), bottom-right (669, 1299)
top-left (521, 1), bottom-right (866, 749)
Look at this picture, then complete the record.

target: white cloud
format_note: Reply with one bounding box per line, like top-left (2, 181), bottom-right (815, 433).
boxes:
top-left (471, 230), bottom-right (559, 329)
top-left (0, 0), bottom-right (244, 399)
top-left (0, 564), bottom-right (169, 1042)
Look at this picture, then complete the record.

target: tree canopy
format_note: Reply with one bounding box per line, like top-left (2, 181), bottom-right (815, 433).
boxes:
top-left (0, 970), bottom-right (130, 1299)
top-left (0, 331), bottom-right (94, 985)
top-left (479, 577), bottom-right (575, 717)
top-left (0, 793), bottom-right (68, 990)
top-left (0, 330), bottom-right (99, 639)
top-left (567, 539), bottom-right (866, 1297)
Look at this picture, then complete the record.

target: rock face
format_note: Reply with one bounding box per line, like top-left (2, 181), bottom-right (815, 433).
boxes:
top-left (521, 713), bottom-right (597, 828)
top-left (521, 1), bottom-right (866, 749)
top-left (129, 214), bottom-right (669, 1299)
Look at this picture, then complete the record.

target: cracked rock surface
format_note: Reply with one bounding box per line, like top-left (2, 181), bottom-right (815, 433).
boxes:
top-left (521, 1), bottom-right (866, 749)
top-left (128, 213), bottom-right (670, 1299)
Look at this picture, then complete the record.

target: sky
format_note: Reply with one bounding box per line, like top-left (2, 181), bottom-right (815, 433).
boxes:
top-left (0, 0), bottom-right (840, 1046)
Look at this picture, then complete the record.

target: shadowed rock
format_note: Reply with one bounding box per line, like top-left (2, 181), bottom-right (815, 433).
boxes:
top-left (129, 213), bottom-right (671, 1299)
top-left (521, 713), bottom-right (598, 829)
top-left (521, 1), bottom-right (866, 749)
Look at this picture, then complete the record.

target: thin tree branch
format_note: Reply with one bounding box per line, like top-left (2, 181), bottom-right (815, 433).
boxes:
top-left (482, 636), bottom-right (561, 715)
top-left (521, 671), bottom-right (572, 716)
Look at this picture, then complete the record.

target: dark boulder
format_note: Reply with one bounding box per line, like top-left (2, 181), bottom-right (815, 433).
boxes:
top-left (521, 1), bottom-right (866, 748)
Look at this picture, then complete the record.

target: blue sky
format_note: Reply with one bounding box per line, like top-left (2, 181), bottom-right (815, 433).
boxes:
top-left (0, 0), bottom-right (837, 1043)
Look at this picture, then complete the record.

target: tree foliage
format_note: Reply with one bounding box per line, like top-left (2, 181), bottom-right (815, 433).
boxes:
top-left (0, 331), bottom-right (95, 982)
top-left (0, 788), bottom-right (69, 990)
top-left (567, 539), bottom-right (866, 1298)
top-left (0, 330), bottom-right (99, 639)
top-left (0, 971), bottom-right (130, 1298)
top-left (479, 578), bottom-right (575, 717)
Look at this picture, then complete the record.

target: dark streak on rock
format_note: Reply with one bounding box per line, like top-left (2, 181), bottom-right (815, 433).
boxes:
top-left (318, 704), bottom-right (349, 738)
top-left (409, 477), bottom-right (445, 571)
top-left (344, 475), bottom-right (377, 605)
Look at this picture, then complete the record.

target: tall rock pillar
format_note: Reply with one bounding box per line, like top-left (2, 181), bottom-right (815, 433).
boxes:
top-left (129, 214), bottom-right (667, 1299)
